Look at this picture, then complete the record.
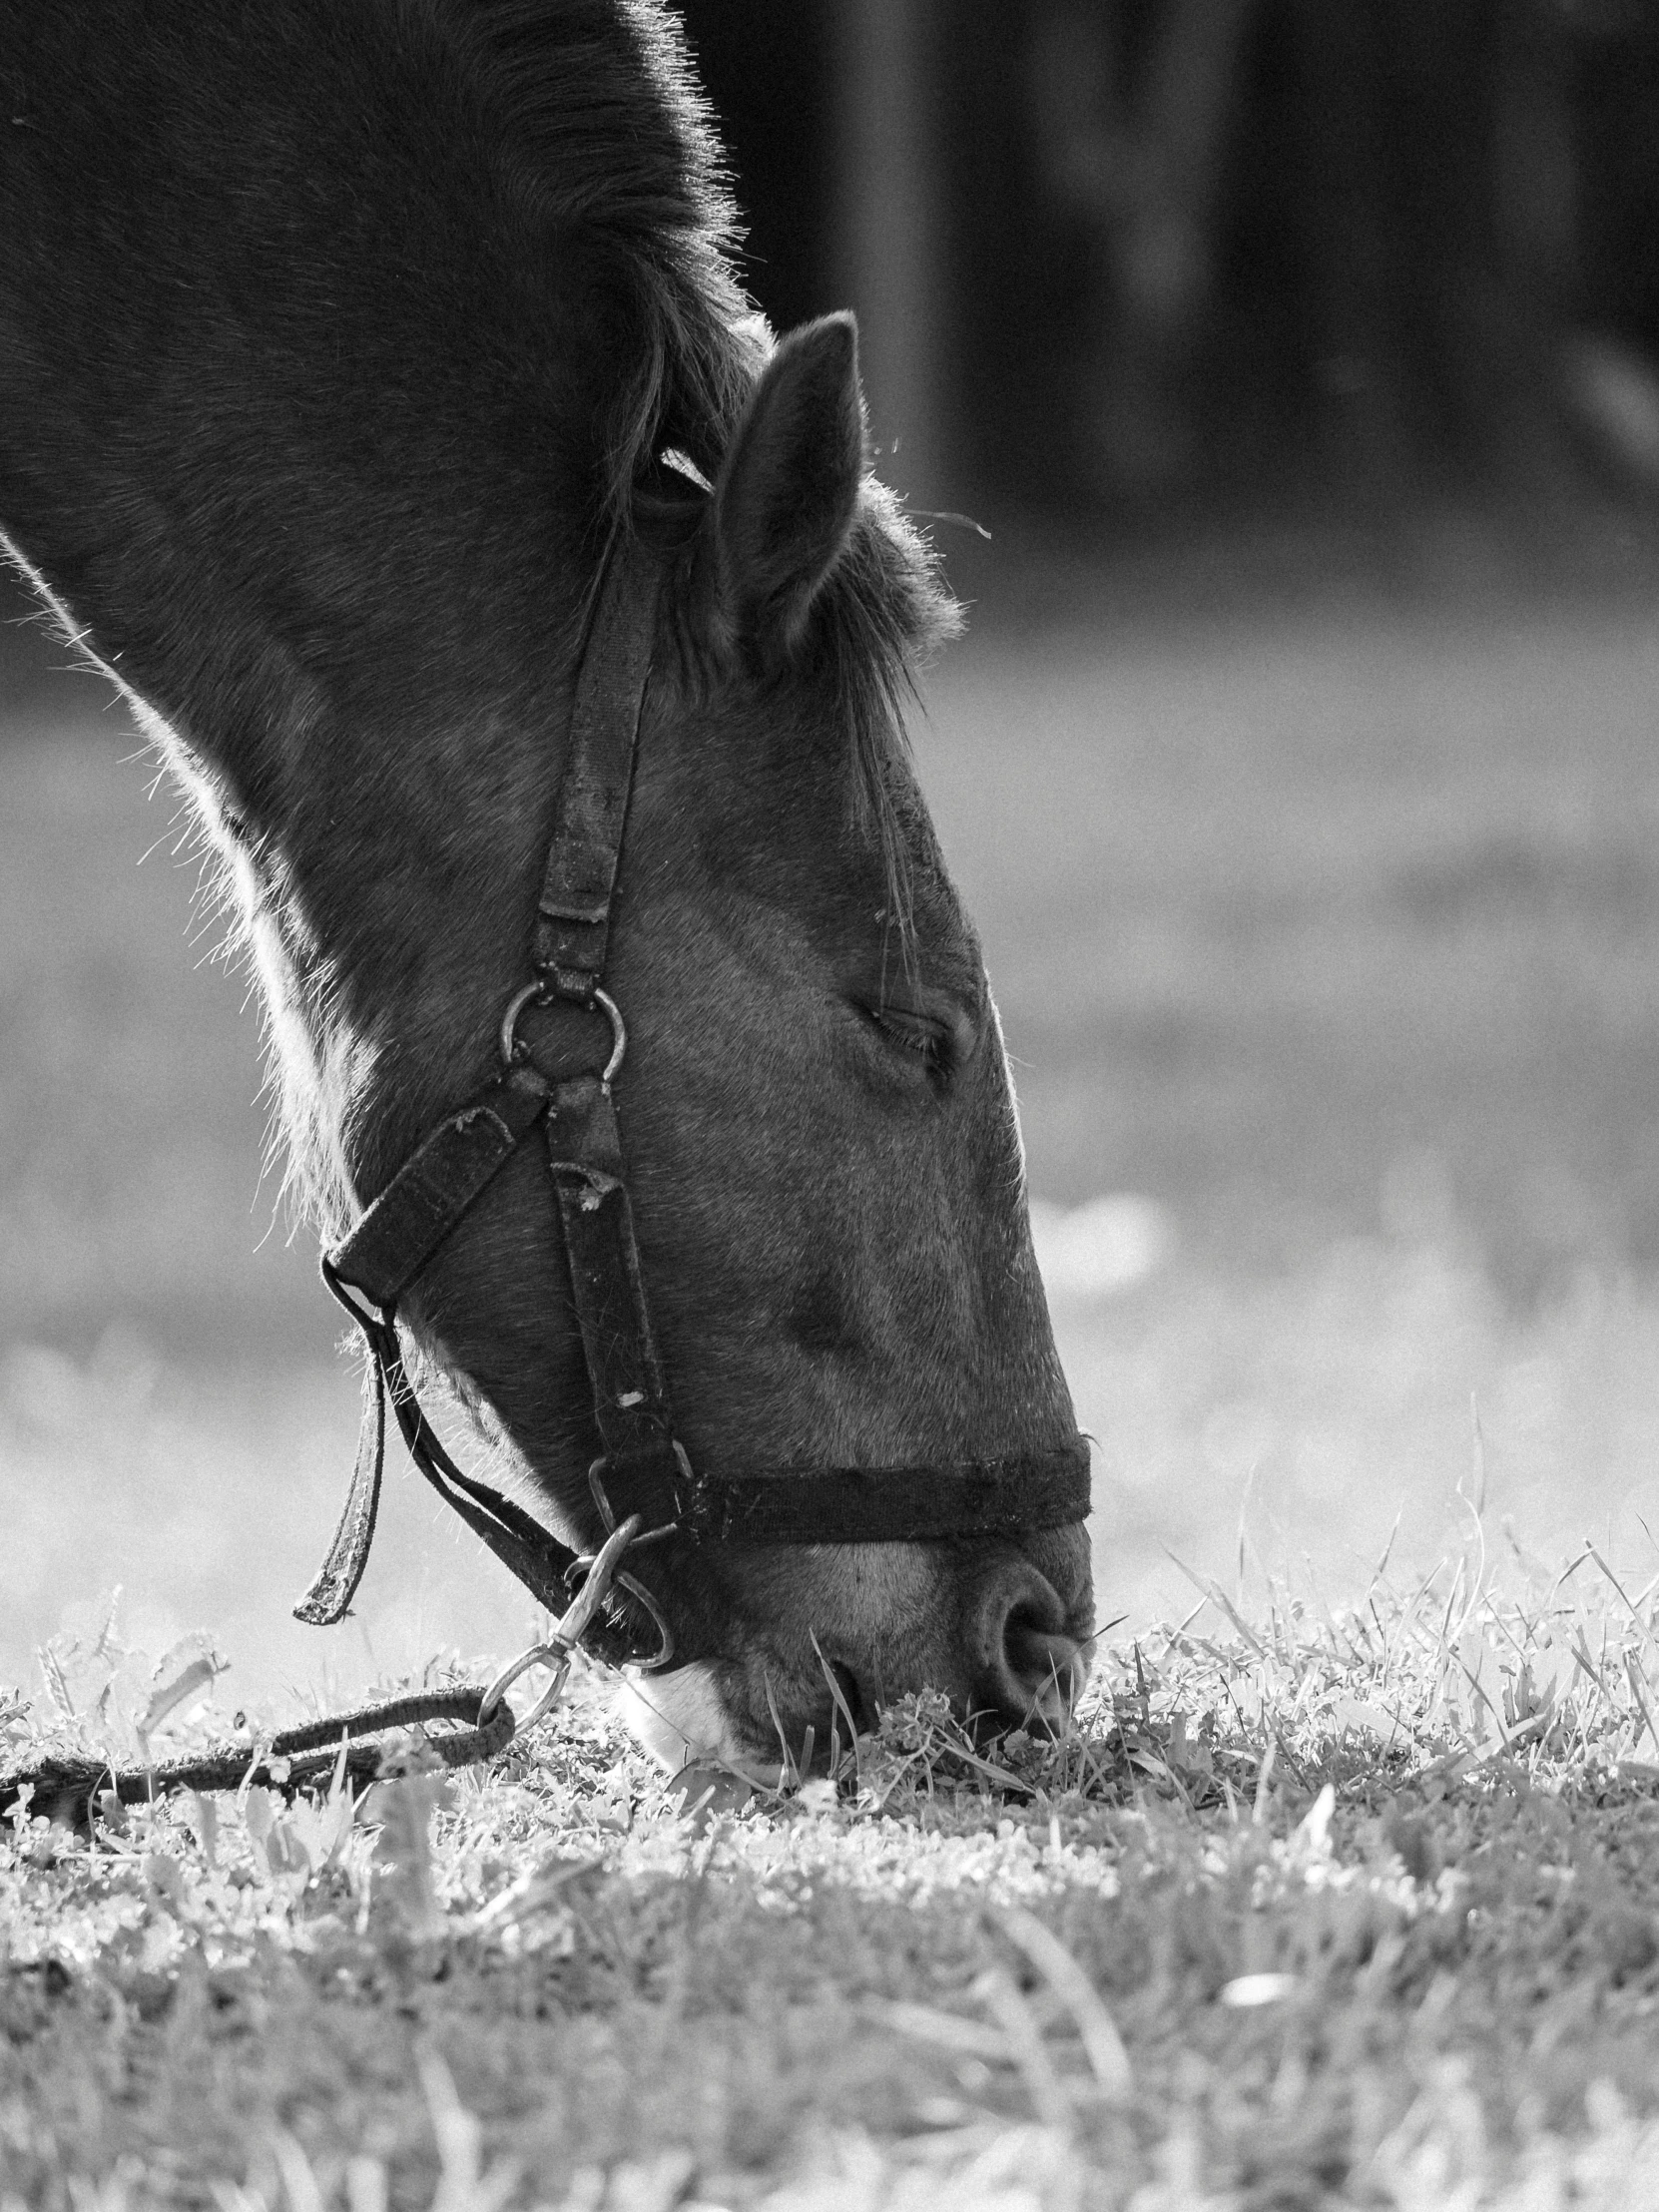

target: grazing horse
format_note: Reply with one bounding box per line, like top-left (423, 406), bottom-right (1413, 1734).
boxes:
top-left (0, 0), bottom-right (1093, 1769)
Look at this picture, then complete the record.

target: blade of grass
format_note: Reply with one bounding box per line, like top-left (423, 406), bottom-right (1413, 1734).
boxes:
top-left (1161, 1548), bottom-right (1268, 1659)
top-left (994, 1907), bottom-right (1131, 2100)
top-left (974, 1968), bottom-right (1072, 2132)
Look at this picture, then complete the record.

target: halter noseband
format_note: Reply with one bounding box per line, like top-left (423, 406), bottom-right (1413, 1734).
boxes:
top-left (295, 535), bottom-right (1091, 1671)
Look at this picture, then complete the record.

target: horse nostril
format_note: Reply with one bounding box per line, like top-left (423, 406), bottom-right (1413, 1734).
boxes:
top-left (1005, 1613), bottom-right (1085, 1731)
top-left (970, 1560), bottom-right (1087, 1736)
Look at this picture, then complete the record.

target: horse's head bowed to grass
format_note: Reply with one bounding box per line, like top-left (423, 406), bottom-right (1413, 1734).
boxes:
top-left (0, 0), bottom-right (1094, 1771)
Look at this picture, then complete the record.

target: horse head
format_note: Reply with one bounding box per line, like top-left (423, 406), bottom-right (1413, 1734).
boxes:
top-left (390, 314), bottom-right (1094, 1771)
top-left (0, 0), bottom-right (1093, 1777)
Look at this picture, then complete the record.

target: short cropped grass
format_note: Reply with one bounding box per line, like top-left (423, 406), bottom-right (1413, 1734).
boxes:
top-left (9, 1546), bottom-right (1659, 2210)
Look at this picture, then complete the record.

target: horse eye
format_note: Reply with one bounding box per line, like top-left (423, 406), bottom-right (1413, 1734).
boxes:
top-left (865, 1003), bottom-right (953, 1077)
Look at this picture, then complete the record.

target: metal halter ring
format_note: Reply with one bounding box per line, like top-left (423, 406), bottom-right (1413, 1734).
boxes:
top-left (565, 1513), bottom-right (678, 1676)
top-left (615, 1570), bottom-right (676, 1673)
top-left (478, 1514), bottom-right (643, 1728)
top-left (554, 1513), bottom-right (642, 1645)
top-left (499, 979), bottom-right (627, 1085)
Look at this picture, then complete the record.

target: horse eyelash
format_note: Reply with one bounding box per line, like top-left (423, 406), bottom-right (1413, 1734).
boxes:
top-left (873, 1012), bottom-right (933, 1053)
top-left (867, 1006), bottom-right (950, 1082)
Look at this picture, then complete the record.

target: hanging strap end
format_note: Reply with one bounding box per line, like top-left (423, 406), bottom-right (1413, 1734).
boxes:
top-left (293, 1344), bottom-right (387, 1627)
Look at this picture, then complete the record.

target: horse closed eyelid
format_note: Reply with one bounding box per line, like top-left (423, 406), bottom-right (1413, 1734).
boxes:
top-left (869, 1003), bottom-right (941, 1055)
top-left (855, 992), bottom-right (976, 1086)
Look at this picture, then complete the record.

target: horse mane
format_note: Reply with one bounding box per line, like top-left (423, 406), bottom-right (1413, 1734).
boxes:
top-left (426, 0), bottom-right (760, 518)
top-left (428, 0), bottom-right (960, 827)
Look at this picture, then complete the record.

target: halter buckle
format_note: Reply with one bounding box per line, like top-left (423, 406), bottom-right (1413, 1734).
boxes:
top-left (588, 1439), bottom-right (694, 1537)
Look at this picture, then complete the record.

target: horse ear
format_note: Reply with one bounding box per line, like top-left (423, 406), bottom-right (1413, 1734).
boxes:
top-left (711, 312), bottom-right (867, 657)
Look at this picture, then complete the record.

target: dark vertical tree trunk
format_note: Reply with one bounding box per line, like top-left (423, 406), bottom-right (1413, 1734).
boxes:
top-left (1097, 0), bottom-right (1258, 493)
top-left (1289, 0), bottom-right (1586, 501)
top-left (834, 0), bottom-right (948, 507)
top-left (1288, 0), bottom-right (1411, 502)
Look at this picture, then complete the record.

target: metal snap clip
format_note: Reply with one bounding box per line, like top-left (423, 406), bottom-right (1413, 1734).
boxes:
top-left (478, 1515), bottom-right (644, 1729)
top-left (478, 1642), bottom-right (572, 1732)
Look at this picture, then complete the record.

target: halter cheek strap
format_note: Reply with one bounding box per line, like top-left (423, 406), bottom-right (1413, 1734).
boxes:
top-left (295, 535), bottom-right (1092, 1668)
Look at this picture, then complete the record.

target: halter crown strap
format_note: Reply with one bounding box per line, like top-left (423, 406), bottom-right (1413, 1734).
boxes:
top-left (534, 537), bottom-right (658, 993)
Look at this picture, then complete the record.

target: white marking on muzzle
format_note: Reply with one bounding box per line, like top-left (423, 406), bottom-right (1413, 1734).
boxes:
top-left (615, 1662), bottom-right (784, 1788)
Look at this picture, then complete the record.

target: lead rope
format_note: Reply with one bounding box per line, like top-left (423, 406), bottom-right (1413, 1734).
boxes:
top-left (0, 1690), bottom-right (512, 1831)
top-left (0, 1518), bottom-right (646, 1829)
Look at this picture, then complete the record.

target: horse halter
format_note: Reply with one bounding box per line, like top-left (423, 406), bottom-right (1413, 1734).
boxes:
top-left (295, 533), bottom-right (1092, 1673)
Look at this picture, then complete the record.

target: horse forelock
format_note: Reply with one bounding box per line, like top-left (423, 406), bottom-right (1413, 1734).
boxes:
top-left (418, 0), bottom-right (763, 522)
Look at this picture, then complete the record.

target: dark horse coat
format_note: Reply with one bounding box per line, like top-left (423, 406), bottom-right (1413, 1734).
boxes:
top-left (0, 0), bottom-right (1093, 1767)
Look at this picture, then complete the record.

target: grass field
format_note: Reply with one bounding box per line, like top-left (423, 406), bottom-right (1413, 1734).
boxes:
top-left (9, 1554), bottom-right (1659, 2209)
top-left (8, 535), bottom-right (1659, 2202)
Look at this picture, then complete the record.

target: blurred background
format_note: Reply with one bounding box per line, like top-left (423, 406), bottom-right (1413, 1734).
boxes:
top-left (6, 0), bottom-right (1659, 1706)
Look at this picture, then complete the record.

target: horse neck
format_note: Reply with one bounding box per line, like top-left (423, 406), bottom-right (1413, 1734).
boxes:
top-left (0, 0), bottom-right (722, 1214)
top-left (200, 568), bottom-right (595, 1215)
top-left (6, 406), bottom-right (596, 1219)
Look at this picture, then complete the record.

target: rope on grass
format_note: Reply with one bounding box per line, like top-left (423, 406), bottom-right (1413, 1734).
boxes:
top-left (0, 1686), bottom-right (514, 1830)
